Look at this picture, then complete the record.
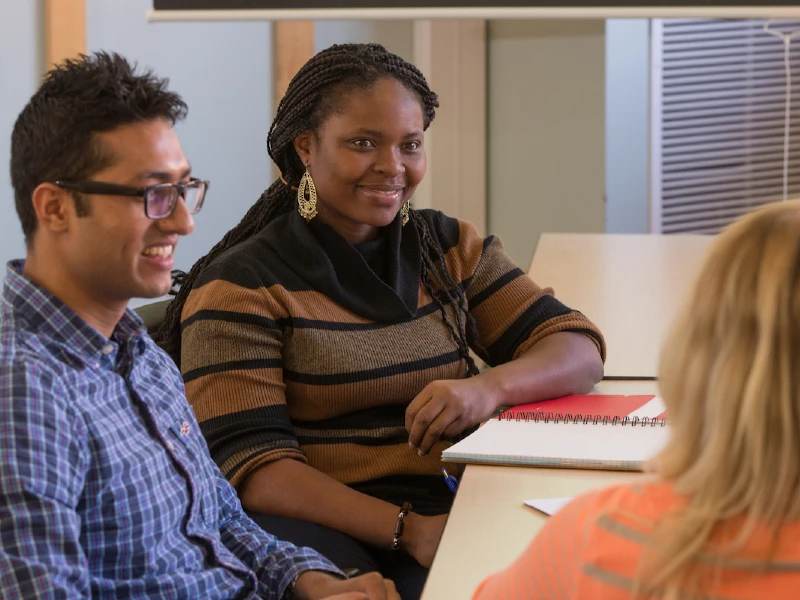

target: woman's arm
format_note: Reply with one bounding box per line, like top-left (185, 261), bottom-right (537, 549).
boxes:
top-left (478, 330), bottom-right (604, 404)
top-left (405, 214), bottom-right (606, 455)
top-left (406, 331), bottom-right (603, 454)
top-left (239, 458), bottom-right (447, 568)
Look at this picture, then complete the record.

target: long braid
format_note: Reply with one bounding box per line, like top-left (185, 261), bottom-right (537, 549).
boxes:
top-left (411, 211), bottom-right (485, 376)
top-left (155, 42), bottom-right (483, 377)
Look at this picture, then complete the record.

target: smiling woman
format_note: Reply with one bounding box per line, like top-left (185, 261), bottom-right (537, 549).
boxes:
top-left (154, 42), bottom-right (606, 600)
top-left (291, 78), bottom-right (426, 243)
top-left (294, 79), bottom-right (426, 244)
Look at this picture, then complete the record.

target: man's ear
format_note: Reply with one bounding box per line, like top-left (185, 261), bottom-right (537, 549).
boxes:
top-left (292, 131), bottom-right (314, 167)
top-left (31, 183), bottom-right (72, 235)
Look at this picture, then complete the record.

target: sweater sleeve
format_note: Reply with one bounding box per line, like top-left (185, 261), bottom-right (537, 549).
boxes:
top-left (179, 260), bottom-right (306, 490)
top-left (427, 211), bottom-right (606, 366)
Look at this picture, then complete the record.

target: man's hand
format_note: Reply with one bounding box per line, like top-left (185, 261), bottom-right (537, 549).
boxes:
top-left (294, 571), bottom-right (399, 600)
top-left (406, 378), bottom-right (500, 455)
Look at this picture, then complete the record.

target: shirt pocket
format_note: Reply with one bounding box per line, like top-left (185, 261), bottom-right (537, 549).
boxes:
top-left (167, 406), bottom-right (219, 529)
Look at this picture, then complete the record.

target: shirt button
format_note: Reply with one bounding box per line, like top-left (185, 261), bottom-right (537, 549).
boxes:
top-left (166, 441), bottom-right (175, 451)
top-left (102, 344), bottom-right (114, 355)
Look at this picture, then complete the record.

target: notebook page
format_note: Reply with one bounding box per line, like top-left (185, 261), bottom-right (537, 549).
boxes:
top-left (442, 419), bottom-right (669, 469)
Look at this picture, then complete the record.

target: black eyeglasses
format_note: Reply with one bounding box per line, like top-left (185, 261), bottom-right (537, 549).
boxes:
top-left (53, 178), bottom-right (209, 219)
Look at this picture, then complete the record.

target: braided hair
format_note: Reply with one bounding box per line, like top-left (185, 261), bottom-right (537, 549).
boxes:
top-left (155, 43), bottom-right (484, 376)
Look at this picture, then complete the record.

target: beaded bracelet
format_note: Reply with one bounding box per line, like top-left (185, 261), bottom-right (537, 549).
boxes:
top-left (391, 501), bottom-right (413, 551)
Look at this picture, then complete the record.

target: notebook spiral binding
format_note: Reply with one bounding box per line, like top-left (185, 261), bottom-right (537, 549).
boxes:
top-left (498, 411), bottom-right (668, 427)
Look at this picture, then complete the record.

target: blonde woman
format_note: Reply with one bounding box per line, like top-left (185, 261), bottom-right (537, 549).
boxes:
top-left (472, 201), bottom-right (800, 600)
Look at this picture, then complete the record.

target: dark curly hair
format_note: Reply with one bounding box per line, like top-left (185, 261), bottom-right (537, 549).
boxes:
top-left (10, 51), bottom-right (187, 242)
top-left (156, 43), bottom-right (483, 376)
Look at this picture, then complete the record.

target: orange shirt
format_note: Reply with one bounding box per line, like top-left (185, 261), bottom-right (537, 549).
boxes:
top-left (473, 482), bottom-right (800, 600)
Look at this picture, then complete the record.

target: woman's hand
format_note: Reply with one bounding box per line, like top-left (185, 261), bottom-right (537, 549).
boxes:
top-left (405, 377), bottom-right (499, 455)
top-left (405, 333), bottom-right (605, 455)
top-left (403, 513), bottom-right (448, 568)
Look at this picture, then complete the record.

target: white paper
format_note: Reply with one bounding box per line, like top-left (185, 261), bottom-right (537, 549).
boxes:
top-left (627, 396), bottom-right (667, 419)
top-left (524, 497), bottom-right (573, 516)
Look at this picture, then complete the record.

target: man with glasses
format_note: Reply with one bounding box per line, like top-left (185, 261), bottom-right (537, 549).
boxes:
top-left (0, 52), bottom-right (398, 600)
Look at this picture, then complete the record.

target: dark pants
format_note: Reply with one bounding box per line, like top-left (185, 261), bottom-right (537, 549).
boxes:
top-left (246, 512), bottom-right (429, 600)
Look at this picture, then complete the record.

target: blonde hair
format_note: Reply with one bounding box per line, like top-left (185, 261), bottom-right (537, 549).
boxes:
top-left (635, 201), bottom-right (800, 598)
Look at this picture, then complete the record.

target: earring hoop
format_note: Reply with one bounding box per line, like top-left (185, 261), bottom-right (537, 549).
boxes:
top-left (297, 168), bottom-right (317, 222)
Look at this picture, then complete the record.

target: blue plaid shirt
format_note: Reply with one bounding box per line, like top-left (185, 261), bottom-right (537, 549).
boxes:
top-left (0, 261), bottom-right (340, 599)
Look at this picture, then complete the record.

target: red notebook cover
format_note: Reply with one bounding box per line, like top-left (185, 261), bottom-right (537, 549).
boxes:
top-left (500, 394), bottom-right (659, 420)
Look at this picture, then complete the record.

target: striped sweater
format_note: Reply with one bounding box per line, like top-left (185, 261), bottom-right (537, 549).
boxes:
top-left (473, 482), bottom-right (800, 599)
top-left (180, 209), bottom-right (605, 511)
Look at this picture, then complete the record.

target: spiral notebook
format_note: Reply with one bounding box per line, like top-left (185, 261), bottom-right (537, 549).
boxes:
top-left (441, 395), bottom-right (669, 471)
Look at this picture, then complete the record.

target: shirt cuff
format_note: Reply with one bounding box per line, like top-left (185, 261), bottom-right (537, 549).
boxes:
top-left (278, 549), bottom-right (345, 600)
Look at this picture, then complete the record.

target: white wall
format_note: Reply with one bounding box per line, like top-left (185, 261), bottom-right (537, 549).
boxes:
top-left (488, 20), bottom-right (606, 269)
top-left (315, 20), bottom-right (413, 61)
top-left (0, 0), bottom-right (42, 267)
top-left (605, 19), bottom-right (650, 234)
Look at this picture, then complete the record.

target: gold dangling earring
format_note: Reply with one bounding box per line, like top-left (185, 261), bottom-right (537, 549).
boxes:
top-left (297, 167), bottom-right (317, 222)
top-left (400, 200), bottom-right (410, 227)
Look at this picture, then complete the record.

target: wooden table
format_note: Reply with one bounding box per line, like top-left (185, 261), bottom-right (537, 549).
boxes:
top-left (422, 380), bottom-right (658, 600)
top-left (528, 233), bottom-right (714, 379)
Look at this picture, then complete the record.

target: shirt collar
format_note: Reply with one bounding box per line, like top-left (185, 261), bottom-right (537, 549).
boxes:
top-left (3, 260), bottom-right (146, 358)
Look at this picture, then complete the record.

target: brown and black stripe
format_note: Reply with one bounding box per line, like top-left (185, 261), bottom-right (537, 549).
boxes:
top-left (180, 209), bottom-right (605, 507)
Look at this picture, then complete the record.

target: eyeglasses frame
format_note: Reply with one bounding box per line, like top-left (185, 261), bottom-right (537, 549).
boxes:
top-left (52, 177), bottom-right (209, 219)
